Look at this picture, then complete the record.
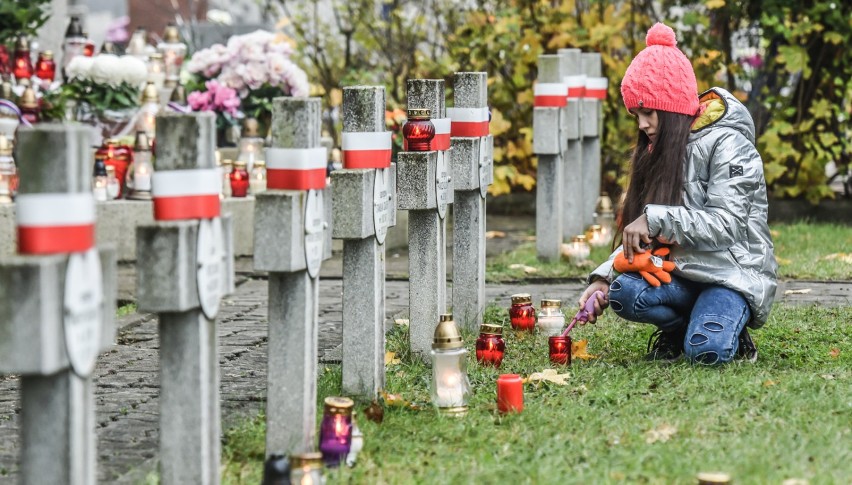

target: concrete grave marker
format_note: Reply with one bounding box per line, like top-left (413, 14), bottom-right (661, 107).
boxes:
top-left (581, 52), bottom-right (605, 228)
top-left (332, 86), bottom-right (396, 396)
top-left (558, 48), bottom-right (586, 238)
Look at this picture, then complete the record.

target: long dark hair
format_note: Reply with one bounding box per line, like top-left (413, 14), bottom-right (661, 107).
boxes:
top-left (615, 110), bottom-right (694, 247)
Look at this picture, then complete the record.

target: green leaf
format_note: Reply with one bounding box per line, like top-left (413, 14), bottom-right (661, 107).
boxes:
top-left (776, 45), bottom-right (809, 76)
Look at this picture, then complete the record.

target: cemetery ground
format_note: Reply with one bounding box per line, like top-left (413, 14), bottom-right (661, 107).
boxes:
top-left (0, 218), bottom-right (850, 484)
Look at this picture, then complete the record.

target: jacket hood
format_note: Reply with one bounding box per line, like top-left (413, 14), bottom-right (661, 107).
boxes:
top-left (690, 87), bottom-right (756, 145)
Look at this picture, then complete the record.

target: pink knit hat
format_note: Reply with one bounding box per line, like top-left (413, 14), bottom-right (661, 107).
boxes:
top-left (620, 23), bottom-right (699, 116)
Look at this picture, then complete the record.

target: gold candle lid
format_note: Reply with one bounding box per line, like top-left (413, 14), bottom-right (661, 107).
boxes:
top-left (163, 23), bottom-right (181, 43)
top-left (169, 84), bottom-right (187, 104)
top-left (0, 81), bottom-right (12, 101)
top-left (290, 452), bottom-right (324, 469)
top-left (323, 396), bottom-right (354, 415)
top-left (19, 86), bottom-right (38, 108)
top-left (433, 314), bottom-right (463, 349)
top-left (406, 108), bottom-right (431, 120)
top-left (242, 117), bottom-right (260, 137)
top-left (15, 37), bottom-right (29, 52)
top-left (479, 323), bottom-right (503, 336)
top-left (511, 293), bottom-right (532, 305)
top-left (148, 52), bottom-right (163, 62)
top-left (222, 159), bottom-right (234, 167)
top-left (234, 160), bottom-right (247, 168)
top-left (0, 134), bottom-right (12, 155)
top-left (141, 82), bottom-right (159, 103)
top-left (571, 235), bottom-right (588, 243)
top-left (596, 192), bottom-right (614, 213)
top-left (40, 50), bottom-right (54, 60)
top-left (133, 131), bottom-right (150, 152)
top-left (541, 299), bottom-right (562, 308)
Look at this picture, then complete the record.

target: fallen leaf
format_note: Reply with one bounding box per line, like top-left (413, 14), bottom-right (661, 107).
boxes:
top-left (384, 352), bottom-right (401, 366)
top-left (363, 400), bottom-right (384, 424)
top-left (508, 263), bottom-right (538, 274)
top-left (394, 318), bottom-right (409, 327)
top-left (824, 253), bottom-right (852, 264)
top-left (770, 229), bottom-right (780, 237)
top-left (781, 479), bottom-right (810, 485)
top-left (784, 288), bottom-right (812, 295)
top-left (776, 257), bottom-right (792, 265)
top-left (763, 380), bottom-right (778, 387)
top-left (572, 339), bottom-right (598, 360)
top-left (820, 374), bottom-right (835, 380)
top-left (525, 368), bottom-right (571, 385)
top-left (485, 230), bottom-right (506, 239)
top-left (829, 348), bottom-right (840, 359)
top-left (644, 423), bottom-right (677, 444)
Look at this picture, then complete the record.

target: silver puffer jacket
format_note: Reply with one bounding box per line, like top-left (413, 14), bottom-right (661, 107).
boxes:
top-left (590, 87), bottom-right (778, 327)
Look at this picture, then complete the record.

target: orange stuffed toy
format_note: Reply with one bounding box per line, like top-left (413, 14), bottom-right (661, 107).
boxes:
top-left (613, 247), bottom-right (676, 287)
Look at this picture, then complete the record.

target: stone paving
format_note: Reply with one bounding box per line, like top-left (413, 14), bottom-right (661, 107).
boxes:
top-left (0, 263), bottom-right (849, 482)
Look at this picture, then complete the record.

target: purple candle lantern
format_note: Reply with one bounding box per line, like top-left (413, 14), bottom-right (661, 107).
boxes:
top-left (318, 396), bottom-right (354, 467)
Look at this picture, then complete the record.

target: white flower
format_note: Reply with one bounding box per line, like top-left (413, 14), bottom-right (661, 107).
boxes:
top-left (66, 56), bottom-right (94, 80)
top-left (89, 54), bottom-right (123, 86)
top-left (118, 55), bottom-right (148, 87)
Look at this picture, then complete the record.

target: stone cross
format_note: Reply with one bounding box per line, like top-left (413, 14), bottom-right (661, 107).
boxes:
top-left (0, 123), bottom-right (116, 485)
top-left (137, 112), bottom-right (235, 485)
top-left (581, 52), bottom-right (605, 228)
top-left (397, 79), bottom-right (454, 361)
top-left (558, 48), bottom-right (586, 238)
top-left (449, 72), bottom-right (493, 330)
top-left (253, 97), bottom-right (330, 456)
top-left (533, 54), bottom-right (568, 261)
top-left (332, 86), bottom-right (397, 397)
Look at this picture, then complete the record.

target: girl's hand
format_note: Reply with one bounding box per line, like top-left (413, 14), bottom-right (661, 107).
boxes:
top-left (622, 213), bottom-right (652, 263)
top-left (578, 280), bottom-right (609, 324)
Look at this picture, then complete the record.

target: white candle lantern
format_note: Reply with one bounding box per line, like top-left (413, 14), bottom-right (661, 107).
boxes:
top-left (249, 160), bottom-right (267, 195)
top-left (127, 131), bottom-right (153, 200)
top-left (147, 52), bottom-right (166, 89)
top-left (157, 24), bottom-right (187, 85)
top-left (564, 235), bottom-right (591, 264)
top-left (594, 192), bottom-right (615, 246)
top-left (237, 117), bottom-right (265, 173)
top-left (137, 82), bottom-right (160, 139)
top-left (537, 299), bottom-right (566, 336)
top-left (430, 314), bottom-right (471, 416)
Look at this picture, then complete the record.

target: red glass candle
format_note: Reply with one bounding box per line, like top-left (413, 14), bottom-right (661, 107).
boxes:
top-left (496, 374), bottom-right (523, 414)
top-left (229, 161), bottom-right (249, 197)
top-left (35, 51), bottom-right (56, 82)
top-left (96, 140), bottom-right (131, 198)
top-left (402, 108), bottom-right (435, 151)
top-left (475, 324), bottom-right (505, 368)
top-left (549, 335), bottom-right (571, 366)
top-left (13, 37), bottom-right (33, 80)
top-left (509, 293), bottom-right (536, 331)
top-left (0, 45), bottom-right (9, 77)
top-left (318, 397), bottom-right (353, 467)
top-left (84, 36), bottom-right (96, 57)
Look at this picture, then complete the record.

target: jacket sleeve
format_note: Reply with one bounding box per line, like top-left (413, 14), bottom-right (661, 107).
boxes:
top-left (644, 129), bottom-right (760, 251)
top-left (587, 246), bottom-right (623, 285)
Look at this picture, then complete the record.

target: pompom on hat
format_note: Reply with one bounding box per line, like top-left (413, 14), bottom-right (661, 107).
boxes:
top-left (620, 23), bottom-right (699, 116)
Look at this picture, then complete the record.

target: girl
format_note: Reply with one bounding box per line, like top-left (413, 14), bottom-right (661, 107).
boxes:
top-left (578, 23), bottom-right (778, 365)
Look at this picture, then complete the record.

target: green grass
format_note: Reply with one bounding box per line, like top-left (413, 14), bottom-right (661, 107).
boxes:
top-left (772, 222), bottom-right (852, 280)
top-left (221, 303), bottom-right (851, 484)
top-left (117, 302), bottom-right (138, 317)
top-left (486, 222), bottom-right (852, 282)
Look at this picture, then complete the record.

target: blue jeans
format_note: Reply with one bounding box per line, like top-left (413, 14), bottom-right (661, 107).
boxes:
top-left (608, 272), bottom-right (751, 365)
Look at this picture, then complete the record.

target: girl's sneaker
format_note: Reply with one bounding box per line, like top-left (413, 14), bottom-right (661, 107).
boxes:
top-left (645, 329), bottom-right (684, 362)
top-left (736, 328), bottom-right (758, 363)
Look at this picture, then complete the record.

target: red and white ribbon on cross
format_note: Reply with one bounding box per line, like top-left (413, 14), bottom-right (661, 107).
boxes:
top-left (151, 169), bottom-right (221, 221)
top-left (534, 83), bottom-right (568, 107)
top-left (341, 131), bottom-right (392, 169)
top-left (431, 118), bottom-right (451, 151)
top-left (447, 107), bottom-right (489, 138)
top-left (265, 147), bottom-right (328, 190)
top-left (16, 192), bottom-right (96, 254)
top-left (585, 77), bottom-right (608, 100)
top-left (564, 75), bottom-right (587, 99)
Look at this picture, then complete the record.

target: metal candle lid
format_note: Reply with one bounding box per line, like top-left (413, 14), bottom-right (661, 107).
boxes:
top-left (234, 160), bottom-right (247, 168)
top-left (572, 235), bottom-right (588, 243)
top-left (0, 134), bottom-right (12, 156)
top-left (479, 323), bottom-right (503, 336)
top-left (65, 16), bottom-right (84, 38)
top-left (40, 50), bottom-right (54, 60)
top-left (541, 299), bottom-right (562, 308)
top-left (163, 23), bottom-right (181, 43)
top-left (595, 192), bottom-right (614, 214)
top-left (101, 41), bottom-right (117, 54)
top-left (511, 293), bottom-right (532, 305)
top-left (323, 396), bottom-right (354, 415)
top-left (19, 87), bottom-right (37, 109)
top-left (242, 117), bottom-right (260, 137)
top-left (141, 82), bottom-right (159, 103)
top-left (406, 108), bottom-right (431, 120)
top-left (133, 131), bottom-right (150, 152)
top-left (169, 84), bottom-right (187, 104)
top-left (15, 36), bottom-right (30, 52)
top-left (290, 452), bottom-right (324, 469)
top-left (433, 314), bottom-right (463, 349)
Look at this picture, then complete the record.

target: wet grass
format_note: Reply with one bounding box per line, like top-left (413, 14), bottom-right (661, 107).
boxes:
top-left (220, 303), bottom-right (851, 484)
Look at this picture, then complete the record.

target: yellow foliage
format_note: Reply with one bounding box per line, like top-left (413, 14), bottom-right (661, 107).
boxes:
top-left (705, 0), bottom-right (726, 9)
top-left (489, 108), bottom-right (511, 137)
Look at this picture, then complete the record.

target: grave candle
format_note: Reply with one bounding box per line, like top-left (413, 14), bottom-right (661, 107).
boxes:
top-left (158, 23), bottom-right (187, 83)
top-left (237, 118), bottom-right (265, 172)
top-left (92, 155), bottom-right (108, 201)
top-left (475, 323), bottom-right (505, 368)
top-left (318, 397), bottom-right (354, 467)
top-left (229, 160), bottom-right (249, 197)
top-left (594, 192), bottom-right (615, 245)
top-left (430, 314), bottom-right (471, 415)
top-left (0, 134), bottom-right (16, 203)
top-left (137, 82), bottom-right (160, 139)
top-left (62, 16), bottom-right (87, 77)
top-left (13, 37), bottom-right (33, 80)
top-left (105, 165), bottom-right (120, 200)
top-left (289, 452), bottom-right (325, 484)
top-left (19, 86), bottom-right (39, 124)
top-left (126, 28), bottom-right (148, 58)
top-left (537, 299), bottom-right (566, 336)
top-left (249, 160), bottom-right (267, 195)
top-left (586, 224), bottom-right (608, 247)
top-left (565, 234), bottom-right (591, 263)
top-left (34, 51), bottom-right (56, 83)
top-left (496, 374), bottom-right (523, 414)
top-left (402, 108), bottom-right (435, 151)
top-left (220, 159), bottom-right (233, 198)
top-left (509, 293), bottom-right (536, 331)
top-left (147, 53), bottom-right (166, 89)
top-left (549, 335), bottom-right (571, 365)
top-left (127, 131), bottom-right (153, 199)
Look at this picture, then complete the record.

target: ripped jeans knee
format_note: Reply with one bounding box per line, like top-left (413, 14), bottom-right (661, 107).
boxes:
top-left (683, 287), bottom-right (751, 366)
top-left (684, 319), bottom-right (734, 365)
